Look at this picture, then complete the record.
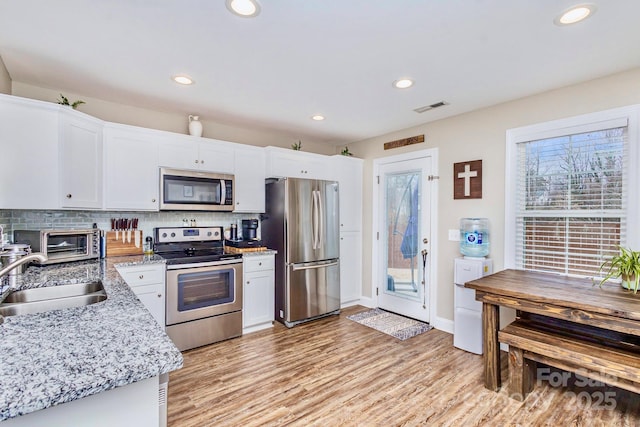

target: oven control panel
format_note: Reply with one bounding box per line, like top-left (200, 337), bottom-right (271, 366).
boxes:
top-left (155, 227), bottom-right (222, 243)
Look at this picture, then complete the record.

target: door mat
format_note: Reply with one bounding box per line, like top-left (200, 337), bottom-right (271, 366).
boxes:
top-left (346, 308), bottom-right (433, 340)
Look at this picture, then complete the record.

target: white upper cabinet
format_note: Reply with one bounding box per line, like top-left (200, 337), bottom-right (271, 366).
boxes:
top-left (104, 123), bottom-right (160, 211)
top-left (331, 155), bottom-right (363, 232)
top-left (59, 109), bottom-right (103, 209)
top-left (264, 146), bottom-right (331, 180)
top-left (233, 145), bottom-right (265, 213)
top-left (0, 95), bottom-right (59, 209)
top-left (198, 139), bottom-right (235, 174)
top-left (159, 135), bottom-right (235, 174)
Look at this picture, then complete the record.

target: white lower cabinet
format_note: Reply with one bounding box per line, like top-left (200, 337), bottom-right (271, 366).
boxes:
top-left (3, 376), bottom-right (160, 427)
top-left (243, 254), bottom-right (275, 333)
top-left (340, 231), bottom-right (362, 306)
top-left (116, 263), bottom-right (166, 328)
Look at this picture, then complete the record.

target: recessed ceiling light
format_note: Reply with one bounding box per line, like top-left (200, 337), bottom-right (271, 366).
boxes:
top-left (226, 0), bottom-right (261, 17)
top-left (173, 75), bottom-right (194, 85)
top-left (555, 4), bottom-right (596, 25)
top-left (311, 115), bottom-right (325, 121)
top-left (393, 78), bottom-right (414, 89)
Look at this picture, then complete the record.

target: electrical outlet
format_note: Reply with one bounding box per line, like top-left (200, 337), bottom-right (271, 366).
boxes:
top-left (448, 229), bottom-right (460, 241)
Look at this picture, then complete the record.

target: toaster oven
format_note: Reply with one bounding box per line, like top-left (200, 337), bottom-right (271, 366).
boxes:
top-left (13, 229), bottom-right (100, 265)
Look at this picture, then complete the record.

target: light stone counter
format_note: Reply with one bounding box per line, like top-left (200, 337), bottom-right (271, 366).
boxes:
top-left (0, 256), bottom-right (183, 422)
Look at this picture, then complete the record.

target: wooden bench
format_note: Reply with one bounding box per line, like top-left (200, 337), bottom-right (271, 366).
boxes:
top-left (498, 315), bottom-right (640, 401)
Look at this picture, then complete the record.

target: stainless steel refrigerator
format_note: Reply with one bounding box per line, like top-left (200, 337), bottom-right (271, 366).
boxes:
top-left (262, 177), bottom-right (340, 327)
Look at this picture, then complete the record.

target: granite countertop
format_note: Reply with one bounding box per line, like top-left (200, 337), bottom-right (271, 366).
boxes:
top-left (0, 256), bottom-right (183, 422)
top-left (240, 249), bottom-right (277, 257)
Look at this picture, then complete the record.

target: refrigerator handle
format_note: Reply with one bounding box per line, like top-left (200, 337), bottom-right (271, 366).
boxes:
top-left (291, 260), bottom-right (339, 271)
top-left (318, 189), bottom-right (324, 249)
top-left (312, 190), bottom-right (319, 250)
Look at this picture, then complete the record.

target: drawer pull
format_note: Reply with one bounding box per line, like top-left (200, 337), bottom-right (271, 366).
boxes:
top-left (157, 293), bottom-right (162, 298)
top-left (139, 275), bottom-right (144, 279)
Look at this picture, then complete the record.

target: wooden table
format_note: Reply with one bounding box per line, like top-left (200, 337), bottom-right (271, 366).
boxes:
top-left (465, 269), bottom-right (640, 391)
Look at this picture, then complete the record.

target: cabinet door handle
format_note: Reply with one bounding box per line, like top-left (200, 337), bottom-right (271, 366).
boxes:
top-left (66, 194), bottom-right (72, 199)
top-left (195, 159), bottom-right (199, 164)
top-left (201, 159), bottom-right (204, 164)
top-left (258, 262), bottom-right (262, 266)
top-left (157, 293), bottom-right (162, 298)
top-left (152, 198), bottom-right (156, 203)
top-left (139, 275), bottom-right (144, 279)
top-left (246, 281), bottom-right (250, 284)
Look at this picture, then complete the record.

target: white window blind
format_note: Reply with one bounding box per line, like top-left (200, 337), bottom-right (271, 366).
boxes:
top-left (514, 125), bottom-right (627, 277)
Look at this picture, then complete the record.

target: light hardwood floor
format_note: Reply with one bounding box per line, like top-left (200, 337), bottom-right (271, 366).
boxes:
top-left (168, 306), bottom-right (640, 426)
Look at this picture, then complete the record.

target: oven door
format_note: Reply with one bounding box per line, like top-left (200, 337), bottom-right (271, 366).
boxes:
top-left (166, 261), bottom-right (242, 326)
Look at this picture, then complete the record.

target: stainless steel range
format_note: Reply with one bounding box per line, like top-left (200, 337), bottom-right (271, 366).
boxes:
top-left (154, 226), bottom-right (243, 351)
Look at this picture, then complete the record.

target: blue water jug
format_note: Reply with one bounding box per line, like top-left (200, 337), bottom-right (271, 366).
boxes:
top-left (460, 218), bottom-right (490, 257)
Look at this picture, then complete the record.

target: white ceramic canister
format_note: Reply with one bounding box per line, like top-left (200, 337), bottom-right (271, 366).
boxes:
top-left (188, 115), bottom-right (203, 137)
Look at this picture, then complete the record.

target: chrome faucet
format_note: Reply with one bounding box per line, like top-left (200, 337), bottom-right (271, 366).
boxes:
top-left (0, 252), bottom-right (48, 325)
top-left (0, 253), bottom-right (48, 288)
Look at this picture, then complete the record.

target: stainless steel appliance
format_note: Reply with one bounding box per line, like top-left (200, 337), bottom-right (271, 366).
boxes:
top-left (154, 226), bottom-right (243, 351)
top-left (262, 178), bottom-right (340, 327)
top-left (13, 229), bottom-right (100, 265)
top-left (159, 167), bottom-right (234, 211)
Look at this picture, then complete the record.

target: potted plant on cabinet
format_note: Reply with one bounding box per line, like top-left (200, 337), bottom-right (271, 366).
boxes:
top-left (597, 246), bottom-right (640, 293)
top-left (57, 93), bottom-right (85, 109)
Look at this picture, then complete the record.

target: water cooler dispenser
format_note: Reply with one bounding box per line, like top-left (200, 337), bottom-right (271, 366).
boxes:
top-left (454, 218), bottom-right (492, 354)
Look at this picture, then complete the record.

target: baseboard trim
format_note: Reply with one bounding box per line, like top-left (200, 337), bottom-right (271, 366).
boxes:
top-left (432, 316), bottom-right (453, 334)
top-left (357, 296), bottom-right (376, 308)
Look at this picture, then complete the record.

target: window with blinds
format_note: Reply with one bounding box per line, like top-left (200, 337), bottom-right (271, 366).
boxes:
top-left (514, 126), bottom-right (627, 276)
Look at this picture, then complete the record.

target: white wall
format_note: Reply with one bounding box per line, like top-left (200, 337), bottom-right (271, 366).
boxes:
top-left (0, 56), bottom-right (10, 94)
top-left (10, 82), bottom-right (336, 155)
top-left (347, 67), bottom-right (640, 323)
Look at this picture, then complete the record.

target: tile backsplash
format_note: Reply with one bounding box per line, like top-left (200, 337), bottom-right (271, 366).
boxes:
top-left (0, 210), bottom-right (261, 244)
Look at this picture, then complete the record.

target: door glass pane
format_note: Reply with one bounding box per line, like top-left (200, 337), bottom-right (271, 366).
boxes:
top-left (177, 269), bottom-right (234, 311)
top-left (384, 172), bottom-right (420, 300)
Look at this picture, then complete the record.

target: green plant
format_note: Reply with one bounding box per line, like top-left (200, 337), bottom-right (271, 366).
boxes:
top-left (291, 140), bottom-right (302, 151)
top-left (57, 93), bottom-right (85, 109)
top-left (596, 246), bottom-right (640, 293)
top-left (341, 146), bottom-right (352, 156)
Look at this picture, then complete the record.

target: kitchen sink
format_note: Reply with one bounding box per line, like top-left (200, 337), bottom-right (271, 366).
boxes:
top-left (0, 281), bottom-right (107, 317)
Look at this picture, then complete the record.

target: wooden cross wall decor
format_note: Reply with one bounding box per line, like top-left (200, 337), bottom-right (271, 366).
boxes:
top-left (453, 160), bottom-right (482, 199)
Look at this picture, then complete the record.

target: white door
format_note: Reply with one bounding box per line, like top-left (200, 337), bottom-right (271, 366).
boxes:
top-left (375, 151), bottom-right (436, 322)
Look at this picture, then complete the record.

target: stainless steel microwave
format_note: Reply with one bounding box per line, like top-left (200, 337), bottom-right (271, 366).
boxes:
top-left (13, 229), bottom-right (100, 265)
top-left (159, 167), bottom-right (234, 211)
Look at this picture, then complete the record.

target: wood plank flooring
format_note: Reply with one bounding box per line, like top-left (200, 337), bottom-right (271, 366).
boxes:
top-left (168, 306), bottom-right (640, 426)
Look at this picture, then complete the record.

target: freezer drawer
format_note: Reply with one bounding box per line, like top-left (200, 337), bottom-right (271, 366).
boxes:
top-left (285, 260), bottom-right (340, 324)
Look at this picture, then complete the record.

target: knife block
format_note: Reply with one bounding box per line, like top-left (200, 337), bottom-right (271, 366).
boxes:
top-left (105, 230), bottom-right (143, 257)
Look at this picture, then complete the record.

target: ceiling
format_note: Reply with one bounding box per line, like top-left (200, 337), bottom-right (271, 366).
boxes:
top-left (1, 1), bottom-right (639, 146)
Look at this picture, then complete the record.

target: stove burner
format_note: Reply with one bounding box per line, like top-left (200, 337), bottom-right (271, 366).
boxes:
top-left (153, 226), bottom-right (242, 266)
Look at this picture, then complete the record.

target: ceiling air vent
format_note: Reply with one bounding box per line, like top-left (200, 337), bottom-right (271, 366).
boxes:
top-left (413, 101), bottom-right (448, 114)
